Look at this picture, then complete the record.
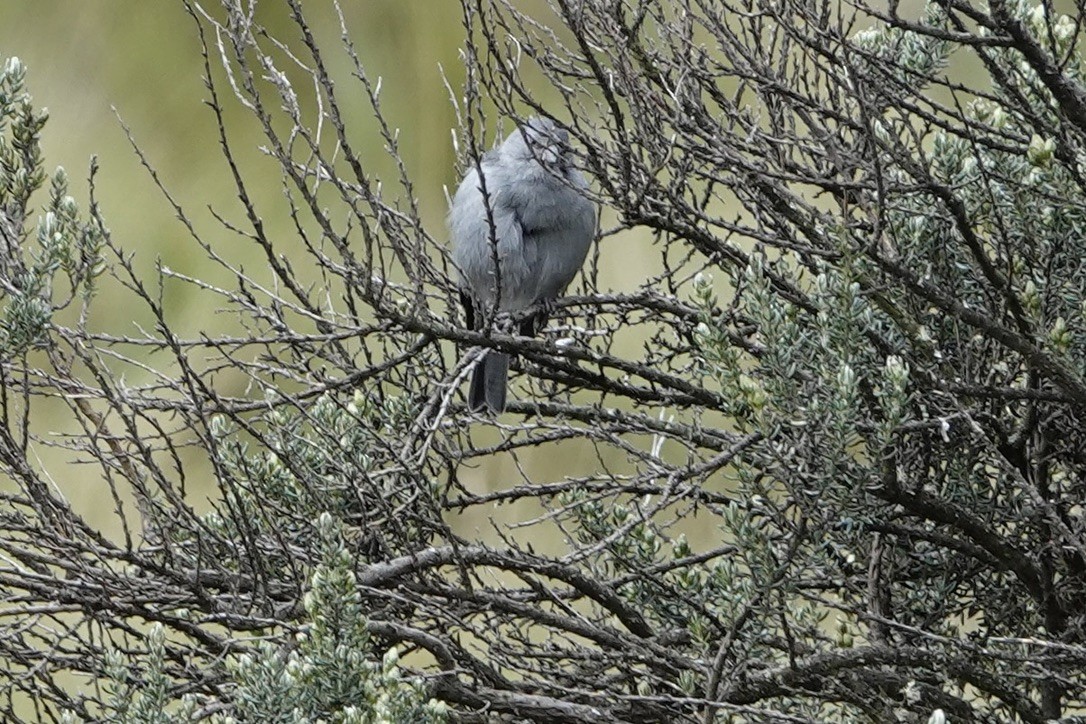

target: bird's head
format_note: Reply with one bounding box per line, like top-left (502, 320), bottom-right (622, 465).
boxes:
top-left (504, 117), bottom-right (571, 171)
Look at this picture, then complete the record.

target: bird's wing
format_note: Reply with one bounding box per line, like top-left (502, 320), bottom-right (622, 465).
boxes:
top-left (450, 163), bottom-right (532, 312)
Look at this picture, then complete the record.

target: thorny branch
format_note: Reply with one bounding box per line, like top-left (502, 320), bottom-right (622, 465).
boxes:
top-left (2, 0), bottom-right (1086, 721)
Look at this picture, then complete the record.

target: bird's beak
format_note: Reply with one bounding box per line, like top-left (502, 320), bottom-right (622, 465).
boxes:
top-left (539, 147), bottom-right (561, 166)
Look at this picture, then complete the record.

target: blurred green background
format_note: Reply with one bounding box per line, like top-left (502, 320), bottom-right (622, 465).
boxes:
top-left (0, 3), bottom-right (671, 545)
top-left (0, 3), bottom-right (465, 276)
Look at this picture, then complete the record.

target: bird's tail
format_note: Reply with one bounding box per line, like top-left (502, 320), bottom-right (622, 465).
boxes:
top-left (469, 351), bottom-right (509, 413)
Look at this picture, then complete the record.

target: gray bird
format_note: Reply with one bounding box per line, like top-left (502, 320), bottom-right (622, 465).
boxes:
top-left (449, 117), bottom-right (596, 413)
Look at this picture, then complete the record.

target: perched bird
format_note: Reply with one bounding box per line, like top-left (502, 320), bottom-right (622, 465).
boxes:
top-left (449, 117), bottom-right (596, 413)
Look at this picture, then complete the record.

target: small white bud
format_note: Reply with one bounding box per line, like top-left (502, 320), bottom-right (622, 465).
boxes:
top-left (1027, 134), bottom-right (1056, 166)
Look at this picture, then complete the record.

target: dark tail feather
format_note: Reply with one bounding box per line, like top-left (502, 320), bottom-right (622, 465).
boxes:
top-left (469, 351), bottom-right (509, 413)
